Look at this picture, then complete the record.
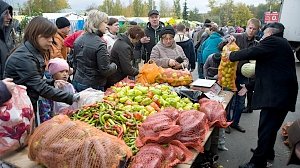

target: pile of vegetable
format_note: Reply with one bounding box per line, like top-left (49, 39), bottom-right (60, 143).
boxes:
top-left (71, 82), bottom-right (200, 154)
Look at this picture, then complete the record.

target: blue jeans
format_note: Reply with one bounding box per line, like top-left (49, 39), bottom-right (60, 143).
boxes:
top-left (72, 81), bottom-right (104, 92)
top-left (229, 77), bottom-right (247, 126)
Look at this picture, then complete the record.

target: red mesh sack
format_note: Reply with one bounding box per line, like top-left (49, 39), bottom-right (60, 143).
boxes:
top-left (28, 115), bottom-right (132, 168)
top-left (156, 68), bottom-right (193, 86)
top-left (217, 42), bottom-right (239, 91)
top-left (175, 110), bottom-right (209, 152)
top-left (130, 140), bottom-right (193, 168)
top-left (199, 98), bottom-right (231, 128)
top-left (164, 140), bottom-right (193, 166)
top-left (135, 108), bottom-right (181, 147)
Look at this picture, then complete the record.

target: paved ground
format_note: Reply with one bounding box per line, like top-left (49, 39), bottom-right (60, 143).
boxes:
top-left (216, 61), bottom-right (300, 168)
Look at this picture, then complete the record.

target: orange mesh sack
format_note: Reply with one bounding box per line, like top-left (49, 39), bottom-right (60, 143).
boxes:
top-left (155, 68), bottom-right (193, 86)
top-left (175, 110), bottom-right (209, 153)
top-left (217, 42), bottom-right (239, 91)
top-left (28, 115), bottom-right (132, 168)
top-left (136, 61), bottom-right (161, 84)
top-left (199, 98), bottom-right (231, 128)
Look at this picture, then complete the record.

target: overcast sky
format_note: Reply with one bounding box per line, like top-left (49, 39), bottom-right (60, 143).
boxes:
top-left (8, 0), bottom-right (265, 13)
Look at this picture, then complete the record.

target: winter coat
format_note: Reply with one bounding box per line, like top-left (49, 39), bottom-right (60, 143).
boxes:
top-left (198, 32), bottom-right (223, 64)
top-left (232, 32), bottom-right (258, 78)
top-left (229, 35), bottom-right (298, 112)
top-left (50, 31), bottom-right (69, 60)
top-left (0, 80), bottom-right (11, 106)
top-left (4, 41), bottom-right (74, 110)
top-left (0, 1), bottom-right (14, 79)
top-left (107, 33), bottom-right (139, 86)
top-left (174, 33), bottom-right (196, 70)
top-left (134, 21), bottom-right (165, 62)
top-left (150, 41), bottom-right (189, 68)
top-left (203, 54), bottom-right (220, 79)
top-left (73, 32), bottom-right (117, 87)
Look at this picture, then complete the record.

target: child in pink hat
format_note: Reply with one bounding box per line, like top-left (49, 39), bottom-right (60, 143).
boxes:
top-left (38, 58), bottom-right (76, 124)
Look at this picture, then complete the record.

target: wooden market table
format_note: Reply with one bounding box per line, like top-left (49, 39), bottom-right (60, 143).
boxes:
top-left (1, 147), bottom-right (42, 168)
top-left (1, 91), bottom-right (234, 168)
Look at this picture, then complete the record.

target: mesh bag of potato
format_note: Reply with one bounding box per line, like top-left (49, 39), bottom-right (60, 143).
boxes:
top-left (155, 68), bottom-right (193, 86)
top-left (28, 115), bottom-right (132, 168)
top-left (217, 42), bottom-right (240, 91)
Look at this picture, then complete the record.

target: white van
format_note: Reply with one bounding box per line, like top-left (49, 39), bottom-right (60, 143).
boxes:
top-left (279, 0), bottom-right (300, 60)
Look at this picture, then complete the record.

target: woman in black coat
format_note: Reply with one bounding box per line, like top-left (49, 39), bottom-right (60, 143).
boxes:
top-left (106, 26), bottom-right (145, 87)
top-left (72, 10), bottom-right (117, 92)
top-left (4, 17), bottom-right (78, 113)
top-left (229, 23), bottom-right (298, 168)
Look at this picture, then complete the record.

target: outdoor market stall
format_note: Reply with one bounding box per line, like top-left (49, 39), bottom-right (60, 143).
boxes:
top-left (1, 78), bottom-right (233, 168)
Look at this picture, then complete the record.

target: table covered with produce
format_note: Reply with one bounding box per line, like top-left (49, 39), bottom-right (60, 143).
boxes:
top-left (1, 65), bottom-right (234, 168)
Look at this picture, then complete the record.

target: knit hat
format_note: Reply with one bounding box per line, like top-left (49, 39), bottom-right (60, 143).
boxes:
top-left (204, 19), bottom-right (212, 27)
top-left (287, 119), bottom-right (300, 165)
top-left (48, 58), bottom-right (69, 75)
top-left (56, 17), bottom-right (70, 29)
top-left (0, 0), bottom-right (13, 18)
top-left (160, 26), bottom-right (175, 38)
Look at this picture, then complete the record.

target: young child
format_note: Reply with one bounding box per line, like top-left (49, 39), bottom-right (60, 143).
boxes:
top-left (48, 58), bottom-right (76, 114)
top-left (38, 58), bottom-right (75, 123)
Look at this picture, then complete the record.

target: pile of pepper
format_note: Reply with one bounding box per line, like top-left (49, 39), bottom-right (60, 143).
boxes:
top-left (71, 101), bottom-right (142, 154)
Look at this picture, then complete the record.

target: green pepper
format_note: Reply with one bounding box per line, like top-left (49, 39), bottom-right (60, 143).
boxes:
top-left (101, 114), bottom-right (111, 124)
top-left (141, 97), bottom-right (152, 106)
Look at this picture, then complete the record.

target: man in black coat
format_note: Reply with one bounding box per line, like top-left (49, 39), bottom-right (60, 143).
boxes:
top-left (134, 10), bottom-right (165, 64)
top-left (229, 22), bottom-right (298, 168)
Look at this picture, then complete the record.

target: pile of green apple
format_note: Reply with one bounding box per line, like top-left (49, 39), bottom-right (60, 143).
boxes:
top-left (104, 83), bottom-right (200, 117)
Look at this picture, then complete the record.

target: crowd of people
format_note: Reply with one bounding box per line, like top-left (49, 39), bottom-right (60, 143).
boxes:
top-left (0, 0), bottom-right (299, 167)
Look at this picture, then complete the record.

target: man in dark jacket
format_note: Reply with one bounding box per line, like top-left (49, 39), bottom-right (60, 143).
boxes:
top-left (134, 9), bottom-right (165, 63)
top-left (228, 18), bottom-right (261, 133)
top-left (0, 0), bottom-right (15, 79)
top-left (229, 22), bottom-right (298, 168)
top-left (175, 23), bottom-right (196, 71)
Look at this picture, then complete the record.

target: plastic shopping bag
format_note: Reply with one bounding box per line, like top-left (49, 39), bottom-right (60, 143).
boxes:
top-left (136, 61), bottom-right (161, 84)
top-left (0, 85), bottom-right (34, 157)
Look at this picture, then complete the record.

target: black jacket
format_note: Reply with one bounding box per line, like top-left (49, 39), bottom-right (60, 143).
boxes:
top-left (107, 33), bottom-right (139, 87)
top-left (175, 34), bottom-right (196, 70)
top-left (0, 1), bottom-right (14, 80)
top-left (229, 35), bottom-right (298, 112)
top-left (134, 22), bottom-right (165, 62)
top-left (73, 32), bottom-right (117, 87)
top-left (4, 41), bottom-right (74, 109)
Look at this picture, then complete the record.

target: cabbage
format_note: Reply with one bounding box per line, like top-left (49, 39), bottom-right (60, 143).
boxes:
top-left (241, 62), bottom-right (255, 78)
